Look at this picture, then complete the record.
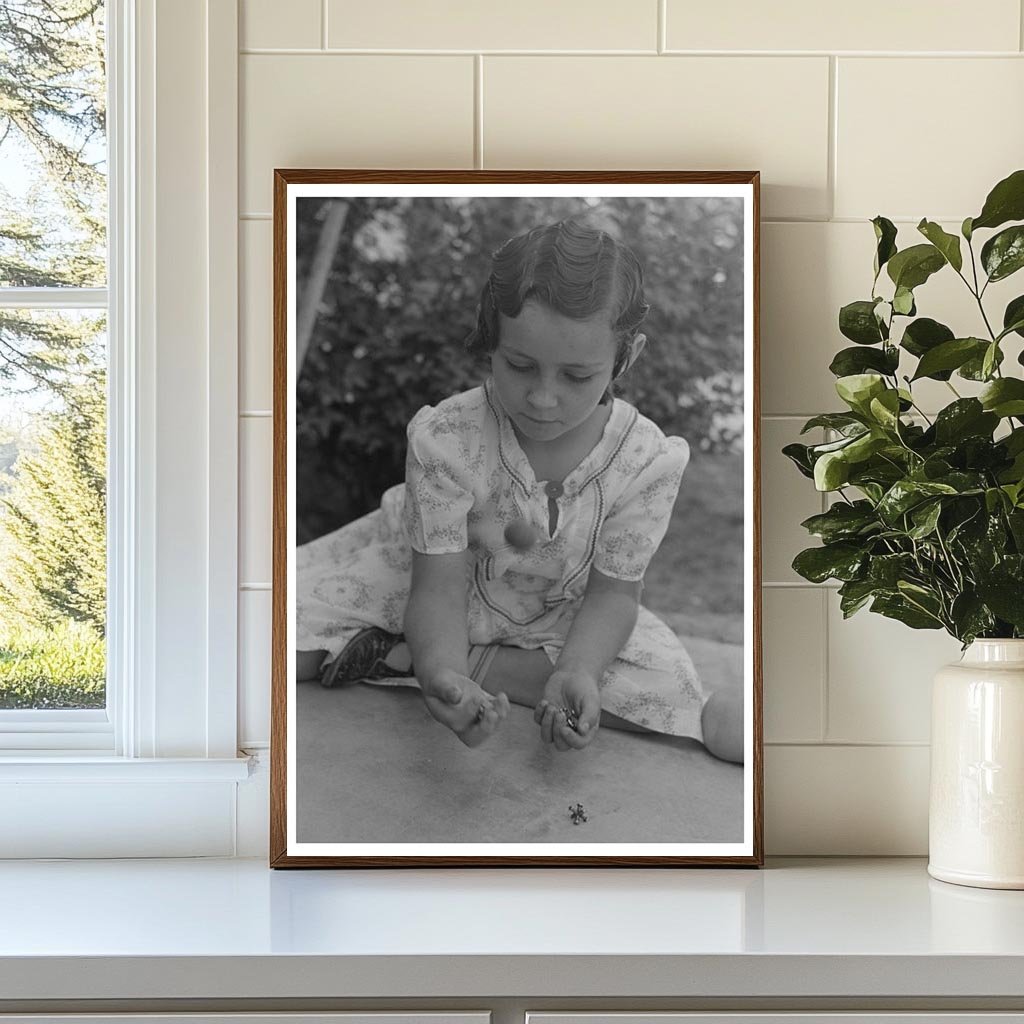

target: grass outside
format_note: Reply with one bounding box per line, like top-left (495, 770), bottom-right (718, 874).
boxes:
top-left (0, 620), bottom-right (105, 709)
top-left (643, 450), bottom-right (745, 644)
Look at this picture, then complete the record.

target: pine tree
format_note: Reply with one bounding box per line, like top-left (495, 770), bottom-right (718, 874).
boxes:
top-left (0, 0), bottom-right (106, 394)
top-left (0, 371), bottom-right (105, 633)
top-left (0, 2), bottom-right (107, 641)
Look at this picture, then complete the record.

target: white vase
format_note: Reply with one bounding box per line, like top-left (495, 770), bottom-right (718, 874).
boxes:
top-left (929, 639), bottom-right (1024, 889)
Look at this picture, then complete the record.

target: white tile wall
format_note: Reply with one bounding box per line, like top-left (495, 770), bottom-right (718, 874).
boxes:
top-left (240, 55), bottom-right (475, 213)
top-left (483, 56), bottom-right (831, 220)
top-left (327, 0), bottom-right (657, 51)
top-left (240, 219), bottom-right (272, 412)
top-left (236, 2), bottom-right (1024, 853)
top-left (665, 0), bottom-right (1021, 53)
top-left (835, 58), bottom-right (1024, 221)
top-left (241, 0), bottom-right (321, 50)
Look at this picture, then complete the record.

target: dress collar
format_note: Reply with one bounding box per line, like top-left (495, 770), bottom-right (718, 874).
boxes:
top-left (483, 376), bottom-right (636, 497)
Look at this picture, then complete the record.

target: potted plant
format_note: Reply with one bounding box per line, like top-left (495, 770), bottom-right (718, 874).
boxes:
top-left (784, 169), bottom-right (1024, 889)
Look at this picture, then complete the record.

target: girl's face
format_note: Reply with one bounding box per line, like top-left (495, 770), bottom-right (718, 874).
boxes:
top-left (491, 300), bottom-right (619, 446)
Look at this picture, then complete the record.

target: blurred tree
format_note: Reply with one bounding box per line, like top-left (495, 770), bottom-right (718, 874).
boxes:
top-left (0, 0), bottom-right (106, 397)
top-left (0, 1), bottom-right (107, 647)
top-left (0, 370), bottom-right (105, 632)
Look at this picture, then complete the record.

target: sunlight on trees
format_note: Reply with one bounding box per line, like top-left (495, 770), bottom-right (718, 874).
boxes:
top-left (0, 0), bottom-right (107, 708)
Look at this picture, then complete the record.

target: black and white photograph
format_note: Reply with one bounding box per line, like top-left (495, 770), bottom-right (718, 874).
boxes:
top-left (272, 172), bottom-right (762, 866)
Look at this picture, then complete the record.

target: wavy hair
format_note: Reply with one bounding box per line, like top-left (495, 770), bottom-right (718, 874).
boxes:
top-left (465, 220), bottom-right (650, 402)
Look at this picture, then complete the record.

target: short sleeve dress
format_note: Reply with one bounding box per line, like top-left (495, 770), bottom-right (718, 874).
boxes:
top-left (296, 378), bottom-right (705, 740)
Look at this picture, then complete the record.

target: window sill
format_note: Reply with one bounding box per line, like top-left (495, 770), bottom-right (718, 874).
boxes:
top-left (0, 755), bottom-right (255, 858)
top-left (0, 754), bottom-right (252, 782)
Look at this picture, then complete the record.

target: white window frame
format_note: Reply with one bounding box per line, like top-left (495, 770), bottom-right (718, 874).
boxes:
top-left (0, 0), bottom-right (249, 857)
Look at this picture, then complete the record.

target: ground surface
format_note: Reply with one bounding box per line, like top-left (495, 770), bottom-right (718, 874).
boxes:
top-left (296, 449), bottom-right (746, 846)
top-left (297, 631), bottom-right (743, 845)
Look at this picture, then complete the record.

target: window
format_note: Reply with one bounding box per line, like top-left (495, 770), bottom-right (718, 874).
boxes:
top-left (0, 0), bottom-right (244, 865)
top-left (0, 0), bottom-right (111, 748)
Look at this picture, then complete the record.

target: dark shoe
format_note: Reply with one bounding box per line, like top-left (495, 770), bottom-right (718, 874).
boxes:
top-left (320, 627), bottom-right (412, 688)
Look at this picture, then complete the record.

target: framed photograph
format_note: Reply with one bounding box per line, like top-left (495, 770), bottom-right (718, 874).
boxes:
top-left (270, 171), bottom-right (762, 867)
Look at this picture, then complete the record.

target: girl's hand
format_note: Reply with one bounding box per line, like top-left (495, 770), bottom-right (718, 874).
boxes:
top-left (421, 668), bottom-right (510, 748)
top-left (534, 668), bottom-right (602, 751)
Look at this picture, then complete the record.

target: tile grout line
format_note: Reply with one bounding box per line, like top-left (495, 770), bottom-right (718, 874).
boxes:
top-left (1021, 0), bottom-right (1024, 52)
top-left (765, 740), bottom-right (931, 748)
top-left (827, 55), bottom-right (838, 221)
top-left (820, 429), bottom-right (832, 742)
top-left (820, 587), bottom-right (830, 743)
top-left (474, 55), bottom-right (484, 170)
top-left (237, 47), bottom-right (1024, 57)
top-left (321, 0), bottom-right (328, 50)
top-left (657, 0), bottom-right (666, 54)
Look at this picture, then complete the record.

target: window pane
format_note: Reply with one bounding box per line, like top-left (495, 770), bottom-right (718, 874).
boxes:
top-left (0, 309), bottom-right (106, 709)
top-left (0, 1), bottom-right (107, 288)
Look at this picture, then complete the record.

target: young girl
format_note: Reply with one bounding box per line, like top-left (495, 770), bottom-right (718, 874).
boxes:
top-left (296, 219), bottom-right (743, 762)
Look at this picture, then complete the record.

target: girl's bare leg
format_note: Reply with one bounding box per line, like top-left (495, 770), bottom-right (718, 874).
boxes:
top-left (480, 646), bottom-right (651, 733)
top-left (701, 686), bottom-right (744, 763)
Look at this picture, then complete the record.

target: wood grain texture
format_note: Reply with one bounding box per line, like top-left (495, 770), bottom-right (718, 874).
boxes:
top-left (270, 169), bottom-right (762, 868)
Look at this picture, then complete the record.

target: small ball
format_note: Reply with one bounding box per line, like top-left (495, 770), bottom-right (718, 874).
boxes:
top-left (504, 518), bottom-right (538, 551)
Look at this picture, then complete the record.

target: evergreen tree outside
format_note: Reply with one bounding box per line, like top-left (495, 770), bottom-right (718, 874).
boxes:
top-left (0, 0), bottom-right (107, 709)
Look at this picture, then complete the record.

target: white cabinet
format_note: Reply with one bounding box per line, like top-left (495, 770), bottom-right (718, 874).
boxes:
top-left (0, 1017), bottom-right (490, 1024)
top-left (528, 1017), bottom-right (1024, 1024)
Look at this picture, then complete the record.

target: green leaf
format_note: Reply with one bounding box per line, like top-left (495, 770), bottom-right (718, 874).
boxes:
top-left (839, 300), bottom-right (887, 345)
top-left (887, 244), bottom-right (946, 291)
top-left (871, 594), bottom-right (943, 630)
top-left (911, 338), bottom-right (988, 381)
top-left (838, 579), bottom-right (882, 618)
top-left (782, 443), bottom-right (815, 479)
top-left (877, 479), bottom-right (958, 524)
top-left (846, 432), bottom-right (888, 465)
top-left (892, 286), bottom-right (916, 316)
top-left (829, 345), bottom-right (899, 378)
top-left (971, 168), bottom-right (1024, 232)
top-left (800, 501), bottom-right (879, 543)
top-left (868, 389), bottom-right (902, 430)
top-left (835, 373), bottom-right (886, 413)
top-left (800, 413), bottom-right (865, 435)
top-left (962, 216), bottom-right (974, 241)
top-left (868, 552), bottom-right (915, 587)
top-left (976, 576), bottom-right (1024, 629)
top-left (917, 219), bottom-right (963, 272)
top-left (959, 344), bottom-right (1004, 381)
top-left (981, 225), bottom-right (1024, 282)
top-left (908, 500), bottom-right (943, 539)
top-left (982, 342), bottom-right (1000, 380)
top-left (933, 399), bottom-right (999, 445)
top-left (1003, 295), bottom-right (1024, 339)
top-left (872, 216), bottom-right (898, 277)
top-left (979, 378), bottom-right (1024, 418)
top-left (814, 450), bottom-right (851, 491)
top-left (950, 593), bottom-right (996, 644)
top-left (900, 319), bottom-right (955, 380)
top-left (792, 543), bottom-right (866, 583)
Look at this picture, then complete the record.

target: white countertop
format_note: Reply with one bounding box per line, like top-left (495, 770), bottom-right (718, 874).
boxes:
top-left (1, 857), bottom-right (1023, 1001)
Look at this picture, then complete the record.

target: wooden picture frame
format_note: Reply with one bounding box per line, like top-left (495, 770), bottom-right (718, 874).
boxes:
top-left (271, 171), bottom-right (762, 867)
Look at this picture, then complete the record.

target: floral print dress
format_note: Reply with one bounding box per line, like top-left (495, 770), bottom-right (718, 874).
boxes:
top-left (296, 377), bottom-right (705, 739)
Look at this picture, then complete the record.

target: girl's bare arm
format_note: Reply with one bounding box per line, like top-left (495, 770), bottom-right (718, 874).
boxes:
top-left (404, 549), bottom-right (509, 745)
top-left (403, 549), bottom-right (471, 687)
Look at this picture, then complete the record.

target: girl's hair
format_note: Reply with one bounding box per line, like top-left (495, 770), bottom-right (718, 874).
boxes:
top-left (465, 219), bottom-right (650, 402)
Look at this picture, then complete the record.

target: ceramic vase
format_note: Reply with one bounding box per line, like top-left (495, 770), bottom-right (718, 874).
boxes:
top-left (929, 639), bottom-right (1024, 889)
